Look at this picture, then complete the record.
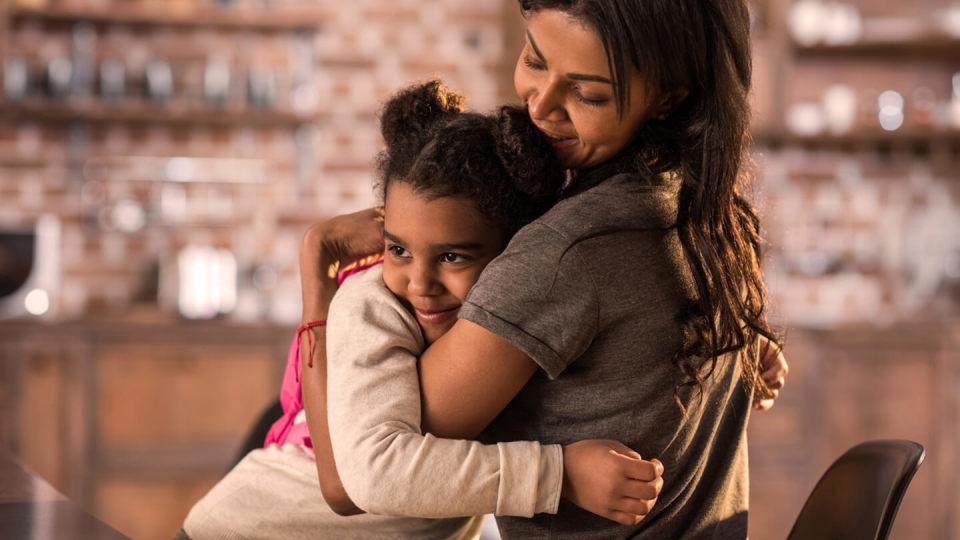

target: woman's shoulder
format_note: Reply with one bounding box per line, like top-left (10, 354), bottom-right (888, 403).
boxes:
top-left (521, 171), bottom-right (680, 245)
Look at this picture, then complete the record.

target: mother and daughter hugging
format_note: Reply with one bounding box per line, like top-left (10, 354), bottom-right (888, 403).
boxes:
top-left (179, 1), bottom-right (789, 538)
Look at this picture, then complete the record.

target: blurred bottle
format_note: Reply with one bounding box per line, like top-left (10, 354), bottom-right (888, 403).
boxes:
top-left (247, 67), bottom-right (277, 109)
top-left (3, 57), bottom-right (31, 101)
top-left (99, 58), bottom-right (126, 102)
top-left (45, 57), bottom-right (73, 99)
top-left (951, 73), bottom-right (960, 129)
top-left (145, 59), bottom-right (174, 104)
top-left (203, 57), bottom-right (231, 107)
top-left (822, 84), bottom-right (857, 134)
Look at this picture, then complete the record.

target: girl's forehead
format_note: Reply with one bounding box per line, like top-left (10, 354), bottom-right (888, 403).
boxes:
top-left (383, 183), bottom-right (498, 245)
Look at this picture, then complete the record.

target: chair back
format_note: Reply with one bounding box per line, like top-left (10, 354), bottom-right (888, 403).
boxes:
top-left (787, 439), bottom-right (925, 540)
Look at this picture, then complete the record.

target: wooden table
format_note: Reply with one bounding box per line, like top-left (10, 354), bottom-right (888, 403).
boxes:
top-left (0, 452), bottom-right (127, 539)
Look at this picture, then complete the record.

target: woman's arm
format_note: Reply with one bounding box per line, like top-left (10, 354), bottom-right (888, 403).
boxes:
top-left (418, 319), bottom-right (538, 439)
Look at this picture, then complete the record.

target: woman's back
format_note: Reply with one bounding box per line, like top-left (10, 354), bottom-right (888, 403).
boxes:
top-left (466, 173), bottom-right (750, 539)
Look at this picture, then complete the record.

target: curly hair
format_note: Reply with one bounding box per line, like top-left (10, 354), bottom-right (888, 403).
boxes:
top-left (376, 80), bottom-right (566, 239)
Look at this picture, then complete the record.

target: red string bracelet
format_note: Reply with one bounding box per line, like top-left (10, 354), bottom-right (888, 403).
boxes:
top-left (297, 320), bottom-right (326, 368)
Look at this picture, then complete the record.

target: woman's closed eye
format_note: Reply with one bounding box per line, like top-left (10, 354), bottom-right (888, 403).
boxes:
top-left (573, 86), bottom-right (610, 107)
top-left (522, 55), bottom-right (545, 71)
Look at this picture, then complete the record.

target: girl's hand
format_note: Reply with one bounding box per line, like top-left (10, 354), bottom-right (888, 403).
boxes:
top-left (562, 439), bottom-right (664, 526)
top-left (300, 207), bottom-right (384, 321)
top-left (754, 335), bottom-right (788, 411)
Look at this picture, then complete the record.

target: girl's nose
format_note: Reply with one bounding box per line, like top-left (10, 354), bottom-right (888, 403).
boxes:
top-left (407, 262), bottom-right (441, 297)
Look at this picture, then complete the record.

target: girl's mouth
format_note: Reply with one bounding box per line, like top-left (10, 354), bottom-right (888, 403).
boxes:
top-left (414, 306), bottom-right (460, 324)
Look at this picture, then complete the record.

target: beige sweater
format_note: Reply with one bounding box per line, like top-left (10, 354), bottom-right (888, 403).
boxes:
top-left (326, 265), bottom-right (563, 520)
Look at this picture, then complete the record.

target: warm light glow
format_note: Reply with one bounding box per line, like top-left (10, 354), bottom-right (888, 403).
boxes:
top-left (24, 288), bottom-right (49, 316)
top-left (878, 91), bottom-right (904, 131)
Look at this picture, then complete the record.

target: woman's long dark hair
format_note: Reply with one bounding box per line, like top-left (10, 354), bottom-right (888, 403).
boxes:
top-left (519, 0), bottom-right (781, 410)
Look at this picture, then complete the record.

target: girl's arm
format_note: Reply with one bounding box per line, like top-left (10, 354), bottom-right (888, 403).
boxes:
top-left (325, 267), bottom-right (564, 518)
top-left (300, 325), bottom-right (361, 516)
top-left (298, 211), bottom-right (385, 516)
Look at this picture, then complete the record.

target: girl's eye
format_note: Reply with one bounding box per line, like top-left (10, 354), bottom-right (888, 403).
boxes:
top-left (387, 244), bottom-right (410, 258)
top-left (440, 253), bottom-right (467, 264)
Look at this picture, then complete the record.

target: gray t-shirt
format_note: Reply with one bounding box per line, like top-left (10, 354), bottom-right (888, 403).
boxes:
top-left (460, 173), bottom-right (751, 539)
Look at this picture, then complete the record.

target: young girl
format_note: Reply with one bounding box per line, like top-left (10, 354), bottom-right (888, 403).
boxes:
top-left (181, 81), bottom-right (662, 539)
top-left (301, 1), bottom-right (790, 538)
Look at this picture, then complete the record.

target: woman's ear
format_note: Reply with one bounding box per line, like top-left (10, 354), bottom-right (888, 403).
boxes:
top-left (654, 89), bottom-right (689, 119)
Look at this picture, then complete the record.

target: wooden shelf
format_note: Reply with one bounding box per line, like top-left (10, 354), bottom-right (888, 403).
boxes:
top-left (0, 100), bottom-right (320, 127)
top-left (8, 4), bottom-right (326, 32)
top-left (753, 128), bottom-right (960, 150)
top-left (793, 35), bottom-right (960, 61)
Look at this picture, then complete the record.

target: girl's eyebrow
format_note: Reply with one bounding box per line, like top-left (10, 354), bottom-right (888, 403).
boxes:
top-left (526, 30), bottom-right (613, 85)
top-left (384, 230), bottom-right (404, 244)
top-left (385, 230), bottom-right (484, 252)
top-left (434, 242), bottom-right (485, 251)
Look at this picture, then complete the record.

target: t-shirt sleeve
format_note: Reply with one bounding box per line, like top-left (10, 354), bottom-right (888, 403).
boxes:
top-left (460, 222), bottom-right (599, 379)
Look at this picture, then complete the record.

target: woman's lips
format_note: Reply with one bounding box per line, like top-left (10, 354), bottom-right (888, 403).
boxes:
top-left (536, 126), bottom-right (579, 149)
top-left (414, 306), bottom-right (460, 324)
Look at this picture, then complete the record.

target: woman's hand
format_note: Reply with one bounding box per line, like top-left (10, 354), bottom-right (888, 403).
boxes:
top-left (300, 207), bottom-right (384, 321)
top-left (754, 335), bottom-right (788, 411)
top-left (562, 439), bottom-right (664, 526)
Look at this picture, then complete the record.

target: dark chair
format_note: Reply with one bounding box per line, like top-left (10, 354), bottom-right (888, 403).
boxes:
top-left (787, 439), bottom-right (925, 540)
top-left (229, 399), bottom-right (283, 470)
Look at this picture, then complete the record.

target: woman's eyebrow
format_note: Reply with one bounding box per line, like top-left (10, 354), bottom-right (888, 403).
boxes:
top-left (526, 30), bottom-right (612, 85)
top-left (568, 72), bottom-right (612, 84)
top-left (526, 30), bottom-right (547, 62)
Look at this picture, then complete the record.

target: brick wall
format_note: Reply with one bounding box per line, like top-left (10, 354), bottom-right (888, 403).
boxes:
top-left (0, 0), bottom-right (515, 323)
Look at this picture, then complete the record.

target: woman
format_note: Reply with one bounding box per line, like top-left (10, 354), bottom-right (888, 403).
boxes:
top-left (181, 82), bottom-right (663, 540)
top-left (303, 1), bottom-right (788, 537)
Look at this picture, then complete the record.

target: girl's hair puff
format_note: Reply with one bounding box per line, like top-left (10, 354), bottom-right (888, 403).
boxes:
top-left (377, 80), bottom-right (565, 238)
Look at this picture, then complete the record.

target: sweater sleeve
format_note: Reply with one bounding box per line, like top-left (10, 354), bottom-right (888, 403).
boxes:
top-left (326, 267), bottom-right (562, 518)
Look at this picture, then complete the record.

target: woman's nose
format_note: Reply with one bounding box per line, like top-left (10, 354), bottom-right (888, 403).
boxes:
top-left (527, 80), bottom-right (566, 123)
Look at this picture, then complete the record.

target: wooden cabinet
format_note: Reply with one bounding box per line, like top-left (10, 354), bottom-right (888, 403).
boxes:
top-left (748, 323), bottom-right (960, 540)
top-left (0, 318), bottom-right (289, 539)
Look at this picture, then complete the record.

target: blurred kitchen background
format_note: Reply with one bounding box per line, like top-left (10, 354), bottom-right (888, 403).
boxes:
top-left (0, 0), bottom-right (957, 538)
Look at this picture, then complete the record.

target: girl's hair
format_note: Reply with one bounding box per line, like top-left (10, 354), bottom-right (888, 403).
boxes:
top-left (519, 0), bottom-right (781, 410)
top-left (377, 80), bottom-right (565, 238)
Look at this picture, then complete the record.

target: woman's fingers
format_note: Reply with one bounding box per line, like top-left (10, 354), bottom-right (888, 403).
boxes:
top-left (620, 477), bottom-right (662, 501)
top-left (606, 510), bottom-right (644, 526)
top-left (755, 396), bottom-right (776, 411)
top-left (615, 495), bottom-right (656, 518)
top-left (615, 454), bottom-right (662, 482)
